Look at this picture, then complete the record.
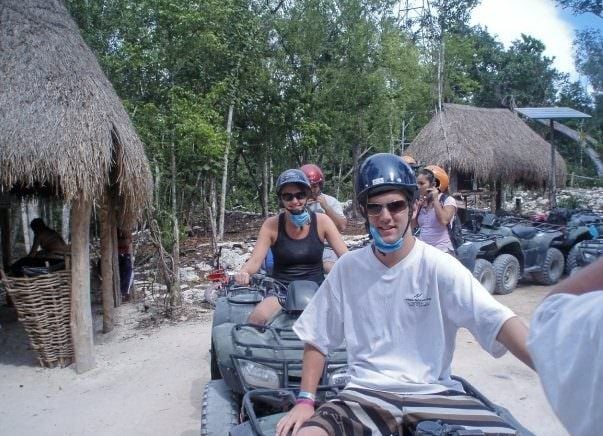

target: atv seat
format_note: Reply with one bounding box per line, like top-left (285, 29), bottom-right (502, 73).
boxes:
top-left (284, 280), bottom-right (319, 313)
top-left (511, 224), bottom-right (538, 239)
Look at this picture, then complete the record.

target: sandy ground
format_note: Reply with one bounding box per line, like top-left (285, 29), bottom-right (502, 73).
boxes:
top-left (0, 283), bottom-right (566, 436)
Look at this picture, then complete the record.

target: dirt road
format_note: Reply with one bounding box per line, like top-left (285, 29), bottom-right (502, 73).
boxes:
top-left (0, 283), bottom-right (566, 436)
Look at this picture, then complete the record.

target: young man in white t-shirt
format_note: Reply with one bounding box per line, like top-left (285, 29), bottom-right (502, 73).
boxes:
top-left (276, 153), bottom-right (533, 436)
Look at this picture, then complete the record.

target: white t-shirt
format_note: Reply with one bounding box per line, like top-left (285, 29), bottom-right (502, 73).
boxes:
top-left (307, 193), bottom-right (344, 217)
top-left (294, 239), bottom-right (515, 394)
top-left (527, 291), bottom-right (603, 436)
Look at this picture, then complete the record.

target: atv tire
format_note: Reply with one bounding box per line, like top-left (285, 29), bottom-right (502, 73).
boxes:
top-left (493, 254), bottom-right (520, 295)
top-left (565, 245), bottom-right (580, 275)
top-left (200, 380), bottom-right (238, 436)
top-left (533, 248), bottom-right (565, 285)
top-left (210, 341), bottom-right (221, 380)
top-left (473, 259), bottom-right (496, 294)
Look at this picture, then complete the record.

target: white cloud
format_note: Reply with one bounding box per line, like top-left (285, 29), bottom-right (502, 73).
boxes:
top-left (470, 0), bottom-right (577, 80)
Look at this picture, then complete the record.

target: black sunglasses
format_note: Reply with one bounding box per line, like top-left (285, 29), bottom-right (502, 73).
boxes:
top-left (281, 191), bottom-right (308, 202)
top-left (366, 200), bottom-right (408, 216)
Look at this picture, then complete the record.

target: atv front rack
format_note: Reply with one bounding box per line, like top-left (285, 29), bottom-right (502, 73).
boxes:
top-left (230, 323), bottom-right (347, 392)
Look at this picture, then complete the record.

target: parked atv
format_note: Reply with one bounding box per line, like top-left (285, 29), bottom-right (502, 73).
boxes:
top-left (457, 211), bottom-right (525, 294)
top-left (566, 237), bottom-right (603, 275)
top-left (547, 209), bottom-right (603, 273)
top-left (456, 228), bottom-right (523, 295)
top-left (481, 215), bottom-right (566, 286)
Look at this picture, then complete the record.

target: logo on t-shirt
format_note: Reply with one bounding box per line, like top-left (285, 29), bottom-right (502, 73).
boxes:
top-left (405, 292), bottom-right (431, 307)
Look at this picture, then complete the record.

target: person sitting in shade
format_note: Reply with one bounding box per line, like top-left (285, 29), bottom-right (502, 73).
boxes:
top-left (10, 218), bottom-right (68, 277)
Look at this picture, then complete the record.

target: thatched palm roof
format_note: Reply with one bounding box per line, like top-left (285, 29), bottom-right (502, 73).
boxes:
top-left (0, 0), bottom-right (152, 224)
top-left (405, 104), bottom-right (567, 187)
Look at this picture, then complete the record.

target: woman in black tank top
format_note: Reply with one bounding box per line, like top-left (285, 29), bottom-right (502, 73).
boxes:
top-left (235, 169), bottom-right (348, 324)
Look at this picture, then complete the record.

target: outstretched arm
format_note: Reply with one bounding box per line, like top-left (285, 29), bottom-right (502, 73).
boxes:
top-left (276, 344), bottom-right (326, 436)
top-left (496, 316), bottom-right (534, 369)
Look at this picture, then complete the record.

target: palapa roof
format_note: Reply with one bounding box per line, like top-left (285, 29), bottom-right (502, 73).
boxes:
top-left (0, 0), bottom-right (152, 224)
top-left (405, 104), bottom-right (567, 187)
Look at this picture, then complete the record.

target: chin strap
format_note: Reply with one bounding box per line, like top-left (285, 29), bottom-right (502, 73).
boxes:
top-left (369, 208), bottom-right (413, 255)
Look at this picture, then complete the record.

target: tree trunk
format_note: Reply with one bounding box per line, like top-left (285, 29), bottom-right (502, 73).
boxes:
top-left (61, 203), bottom-right (70, 243)
top-left (219, 104), bottom-right (234, 240)
top-left (154, 164), bottom-right (161, 212)
top-left (99, 191), bottom-right (114, 333)
top-left (207, 177), bottom-right (218, 255)
top-left (261, 145), bottom-right (269, 217)
top-left (70, 195), bottom-right (95, 373)
top-left (171, 142), bottom-right (180, 309)
top-left (351, 143), bottom-right (361, 218)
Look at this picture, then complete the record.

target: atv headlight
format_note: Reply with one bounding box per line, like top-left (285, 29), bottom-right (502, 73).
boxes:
top-left (583, 251), bottom-right (596, 262)
top-left (239, 360), bottom-right (280, 389)
top-left (328, 367), bottom-right (351, 386)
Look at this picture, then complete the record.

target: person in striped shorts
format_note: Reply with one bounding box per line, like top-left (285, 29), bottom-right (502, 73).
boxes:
top-left (276, 153), bottom-right (534, 436)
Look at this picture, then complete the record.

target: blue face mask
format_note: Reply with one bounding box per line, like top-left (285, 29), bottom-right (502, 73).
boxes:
top-left (288, 209), bottom-right (310, 228)
top-left (369, 224), bottom-right (403, 253)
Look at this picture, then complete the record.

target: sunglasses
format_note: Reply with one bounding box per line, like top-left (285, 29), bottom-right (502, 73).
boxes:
top-left (281, 191), bottom-right (308, 202)
top-left (366, 200), bottom-right (408, 216)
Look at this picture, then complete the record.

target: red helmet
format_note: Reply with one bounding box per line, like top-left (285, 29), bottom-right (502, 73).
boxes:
top-left (300, 164), bottom-right (324, 186)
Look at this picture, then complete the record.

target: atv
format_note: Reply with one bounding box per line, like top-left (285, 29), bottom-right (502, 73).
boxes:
top-left (202, 273), bottom-right (534, 435)
top-left (203, 274), bottom-right (347, 435)
top-left (456, 230), bottom-right (523, 295)
top-left (546, 209), bottom-right (603, 273)
top-left (480, 215), bottom-right (566, 286)
top-left (566, 237), bottom-right (603, 275)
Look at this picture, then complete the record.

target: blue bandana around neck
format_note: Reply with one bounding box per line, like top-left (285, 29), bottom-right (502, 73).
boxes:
top-left (369, 224), bottom-right (403, 253)
top-left (288, 209), bottom-right (310, 228)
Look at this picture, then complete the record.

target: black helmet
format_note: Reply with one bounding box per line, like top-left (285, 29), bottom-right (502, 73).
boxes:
top-left (275, 169), bottom-right (311, 194)
top-left (356, 153), bottom-right (417, 205)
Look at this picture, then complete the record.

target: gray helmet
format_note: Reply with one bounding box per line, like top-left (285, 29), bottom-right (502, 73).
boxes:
top-left (275, 169), bottom-right (311, 194)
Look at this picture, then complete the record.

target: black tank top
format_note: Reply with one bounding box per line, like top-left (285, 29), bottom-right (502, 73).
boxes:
top-left (271, 212), bottom-right (324, 286)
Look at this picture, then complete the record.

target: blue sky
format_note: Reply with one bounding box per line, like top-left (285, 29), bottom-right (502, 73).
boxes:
top-left (471, 0), bottom-right (602, 83)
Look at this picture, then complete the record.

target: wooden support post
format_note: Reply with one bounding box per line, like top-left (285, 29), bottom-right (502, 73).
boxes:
top-left (549, 119), bottom-right (557, 209)
top-left (100, 192), bottom-right (114, 333)
top-left (70, 195), bottom-right (95, 373)
top-left (495, 181), bottom-right (503, 212)
top-left (111, 215), bottom-right (121, 306)
top-left (0, 208), bottom-right (10, 270)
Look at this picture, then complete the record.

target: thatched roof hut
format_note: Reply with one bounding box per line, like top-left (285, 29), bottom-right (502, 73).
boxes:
top-left (0, 0), bottom-right (152, 224)
top-left (405, 104), bottom-right (567, 189)
top-left (0, 0), bottom-right (152, 373)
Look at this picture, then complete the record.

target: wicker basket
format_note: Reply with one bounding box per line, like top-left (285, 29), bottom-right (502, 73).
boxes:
top-left (1, 270), bottom-right (73, 368)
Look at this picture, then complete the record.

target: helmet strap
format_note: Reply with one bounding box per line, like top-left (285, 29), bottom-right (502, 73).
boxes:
top-left (369, 203), bottom-right (413, 255)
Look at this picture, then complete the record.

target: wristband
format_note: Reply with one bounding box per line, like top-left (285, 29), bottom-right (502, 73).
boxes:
top-left (297, 391), bottom-right (316, 402)
top-left (295, 398), bottom-right (315, 407)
